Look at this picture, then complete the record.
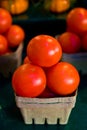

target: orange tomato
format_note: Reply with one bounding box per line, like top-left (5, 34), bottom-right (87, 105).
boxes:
top-left (0, 0), bottom-right (29, 15)
top-left (0, 8), bottom-right (12, 34)
top-left (46, 62), bottom-right (80, 96)
top-left (12, 64), bottom-right (46, 97)
top-left (6, 25), bottom-right (25, 48)
top-left (0, 35), bottom-right (8, 55)
top-left (50, 0), bottom-right (70, 13)
top-left (58, 32), bottom-right (81, 53)
top-left (66, 7), bottom-right (87, 36)
top-left (27, 35), bottom-right (62, 67)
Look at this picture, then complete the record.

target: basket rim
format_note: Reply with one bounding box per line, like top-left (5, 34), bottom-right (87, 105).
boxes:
top-left (15, 90), bottom-right (77, 104)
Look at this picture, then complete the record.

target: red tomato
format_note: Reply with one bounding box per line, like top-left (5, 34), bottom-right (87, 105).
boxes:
top-left (58, 32), bottom-right (81, 53)
top-left (12, 64), bottom-right (46, 97)
top-left (0, 8), bottom-right (12, 34)
top-left (81, 34), bottom-right (87, 51)
top-left (6, 25), bottom-right (25, 48)
top-left (27, 35), bottom-right (62, 67)
top-left (0, 35), bottom-right (8, 55)
top-left (46, 62), bottom-right (80, 96)
top-left (66, 7), bottom-right (87, 36)
top-left (23, 56), bottom-right (31, 64)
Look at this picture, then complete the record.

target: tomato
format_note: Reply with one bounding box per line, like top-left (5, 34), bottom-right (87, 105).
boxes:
top-left (81, 34), bottom-right (87, 51)
top-left (58, 32), bottom-right (81, 53)
top-left (23, 56), bottom-right (31, 64)
top-left (6, 25), bottom-right (25, 48)
top-left (66, 7), bottom-right (87, 36)
top-left (12, 64), bottom-right (46, 97)
top-left (0, 8), bottom-right (12, 34)
top-left (46, 62), bottom-right (80, 96)
top-left (0, 35), bottom-right (8, 55)
top-left (27, 35), bottom-right (62, 67)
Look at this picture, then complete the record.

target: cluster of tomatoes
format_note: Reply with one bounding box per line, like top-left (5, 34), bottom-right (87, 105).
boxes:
top-left (0, 8), bottom-right (25, 56)
top-left (12, 34), bottom-right (80, 98)
top-left (56, 7), bottom-right (87, 54)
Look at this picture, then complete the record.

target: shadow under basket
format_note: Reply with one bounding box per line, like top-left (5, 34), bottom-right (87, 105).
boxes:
top-left (15, 91), bottom-right (77, 125)
top-left (0, 43), bottom-right (23, 77)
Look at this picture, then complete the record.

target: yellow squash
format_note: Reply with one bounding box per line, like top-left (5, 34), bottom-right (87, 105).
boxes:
top-left (0, 0), bottom-right (29, 15)
top-left (50, 0), bottom-right (70, 13)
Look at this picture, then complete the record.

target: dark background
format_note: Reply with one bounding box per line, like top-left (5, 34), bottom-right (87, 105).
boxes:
top-left (0, 1), bottom-right (87, 129)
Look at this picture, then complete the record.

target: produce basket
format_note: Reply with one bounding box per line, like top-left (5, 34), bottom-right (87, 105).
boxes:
top-left (0, 43), bottom-right (23, 77)
top-left (55, 35), bottom-right (87, 74)
top-left (15, 91), bottom-right (77, 125)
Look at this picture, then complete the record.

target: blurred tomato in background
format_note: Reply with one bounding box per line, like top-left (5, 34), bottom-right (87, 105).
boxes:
top-left (58, 32), bottom-right (81, 53)
top-left (0, 8), bottom-right (12, 34)
top-left (66, 7), bottom-right (87, 36)
top-left (0, 35), bottom-right (8, 55)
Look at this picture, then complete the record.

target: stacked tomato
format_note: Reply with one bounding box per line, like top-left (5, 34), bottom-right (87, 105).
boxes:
top-left (12, 34), bottom-right (80, 98)
top-left (56, 7), bottom-right (87, 53)
top-left (0, 8), bottom-right (25, 56)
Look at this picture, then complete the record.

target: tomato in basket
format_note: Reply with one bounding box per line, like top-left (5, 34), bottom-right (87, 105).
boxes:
top-left (27, 34), bottom-right (62, 67)
top-left (0, 8), bottom-right (12, 34)
top-left (58, 32), bottom-right (81, 53)
top-left (66, 7), bottom-right (87, 36)
top-left (6, 25), bottom-right (25, 48)
top-left (46, 62), bottom-right (80, 96)
top-left (12, 64), bottom-right (46, 97)
top-left (0, 35), bottom-right (8, 55)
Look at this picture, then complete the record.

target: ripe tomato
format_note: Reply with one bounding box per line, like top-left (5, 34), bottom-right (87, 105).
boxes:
top-left (0, 35), bottom-right (8, 55)
top-left (6, 25), bottom-right (25, 48)
top-left (58, 32), bottom-right (81, 53)
top-left (66, 7), bottom-right (87, 36)
top-left (0, 8), bottom-right (12, 34)
top-left (81, 34), bottom-right (87, 51)
top-left (46, 62), bottom-right (80, 96)
top-left (23, 56), bottom-right (31, 64)
top-left (12, 64), bottom-right (46, 97)
top-left (27, 35), bottom-right (62, 67)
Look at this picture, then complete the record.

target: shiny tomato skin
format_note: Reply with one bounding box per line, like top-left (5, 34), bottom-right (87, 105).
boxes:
top-left (66, 8), bottom-right (87, 36)
top-left (0, 8), bottom-right (12, 34)
top-left (58, 32), bottom-right (81, 53)
top-left (12, 64), bottom-right (46, 97)
top-left (27, 35), bottom-right (62, 67)
top-left (46, 62), bottom-right (80, 96)
top-left (6, 25), bottom-right (25, 48)
top-left (0, 35), bottom-right (8, 55)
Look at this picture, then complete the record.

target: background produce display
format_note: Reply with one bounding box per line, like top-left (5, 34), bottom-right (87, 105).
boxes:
top-left (55, 7), bottom-right (87, 74)
top-left (0, 8), bottom-right (25, 76)
top-left (0, 0), bottom-right (29, 15)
